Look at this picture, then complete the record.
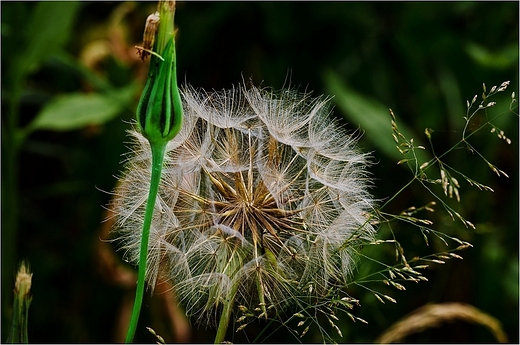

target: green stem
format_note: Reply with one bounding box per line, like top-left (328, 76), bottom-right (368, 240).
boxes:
top-left (125, 142), bottom-right (166, 343)
top-left (2, 80), bottom-right (22, 334)
top-left (214, 280), bottom-right (240, 344)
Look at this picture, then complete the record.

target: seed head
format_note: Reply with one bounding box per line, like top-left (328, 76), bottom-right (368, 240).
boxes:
top-left (111, 84), bottom-right (376, 326)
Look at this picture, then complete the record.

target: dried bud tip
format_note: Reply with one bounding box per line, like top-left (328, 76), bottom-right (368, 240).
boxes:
top-left (14, 262), bottom-right (32, 296)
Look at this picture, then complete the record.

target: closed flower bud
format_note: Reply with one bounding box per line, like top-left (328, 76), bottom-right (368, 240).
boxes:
top-left (136, 1), bottom-right (182, 145)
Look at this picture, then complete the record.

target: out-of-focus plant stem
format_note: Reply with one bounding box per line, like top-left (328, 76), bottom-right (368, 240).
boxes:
top-left (2, 74), bottom-right (24, 333)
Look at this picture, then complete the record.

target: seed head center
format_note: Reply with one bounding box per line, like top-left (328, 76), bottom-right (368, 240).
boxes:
top-left (204, 169), bottom-right (298, 249)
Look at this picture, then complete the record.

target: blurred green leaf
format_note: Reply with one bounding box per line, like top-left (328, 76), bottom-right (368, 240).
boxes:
top-left (504, 261), bottom-right (519, 304)
top-left (465, 42), bottom-right (519, 69)
top-left (54, 52), bottom-right (114, 93)
top-left (28, 85), bottom-right (137, 132)
top-left (16, 2), bottom-right (82, 78)
top-left (324, 70), bottom-right (429, 164)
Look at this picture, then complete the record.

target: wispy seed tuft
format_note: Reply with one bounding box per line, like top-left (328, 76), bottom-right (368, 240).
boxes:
top-left (110, 84), bottom-right (376, 327)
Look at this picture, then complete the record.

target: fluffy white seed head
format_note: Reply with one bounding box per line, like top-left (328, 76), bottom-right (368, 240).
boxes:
top-left (110, 84), bottom-right (376, 326)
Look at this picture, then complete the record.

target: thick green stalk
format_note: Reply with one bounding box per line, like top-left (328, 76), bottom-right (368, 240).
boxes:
top-left (125, 142), bottom-right (166, 343)
top-left (125, 1), bottom-right (182, 342)
top-left (214, 280), bottom-right (241, 344)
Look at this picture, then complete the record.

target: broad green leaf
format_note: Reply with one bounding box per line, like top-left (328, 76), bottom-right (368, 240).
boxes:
top-left (16, 2), bottom-right (82, 78)
top-left (28, 85), bottom-right (137, 132)
top-left (324, 70), bottom-right (429, 165)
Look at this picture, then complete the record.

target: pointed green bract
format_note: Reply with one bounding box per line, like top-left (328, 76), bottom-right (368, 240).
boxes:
top-left (136, 2), bottom-right (182, 144)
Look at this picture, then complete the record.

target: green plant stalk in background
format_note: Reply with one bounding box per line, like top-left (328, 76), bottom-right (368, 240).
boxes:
top-left (125, 1), bottom-right (183, 343)
top-left (2, 2), bottom-right (82, 331)
top-left (2, 3), bottom-right (135, 333)
top-left (214, 281), bottom-right (241, 344)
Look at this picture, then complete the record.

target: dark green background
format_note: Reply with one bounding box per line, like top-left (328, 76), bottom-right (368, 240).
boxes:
top-left (2, 2), bottom-right (518, 343)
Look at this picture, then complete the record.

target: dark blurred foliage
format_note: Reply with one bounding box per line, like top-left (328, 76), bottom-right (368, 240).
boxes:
top-left (1, 1), bottom-right (518, 343)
